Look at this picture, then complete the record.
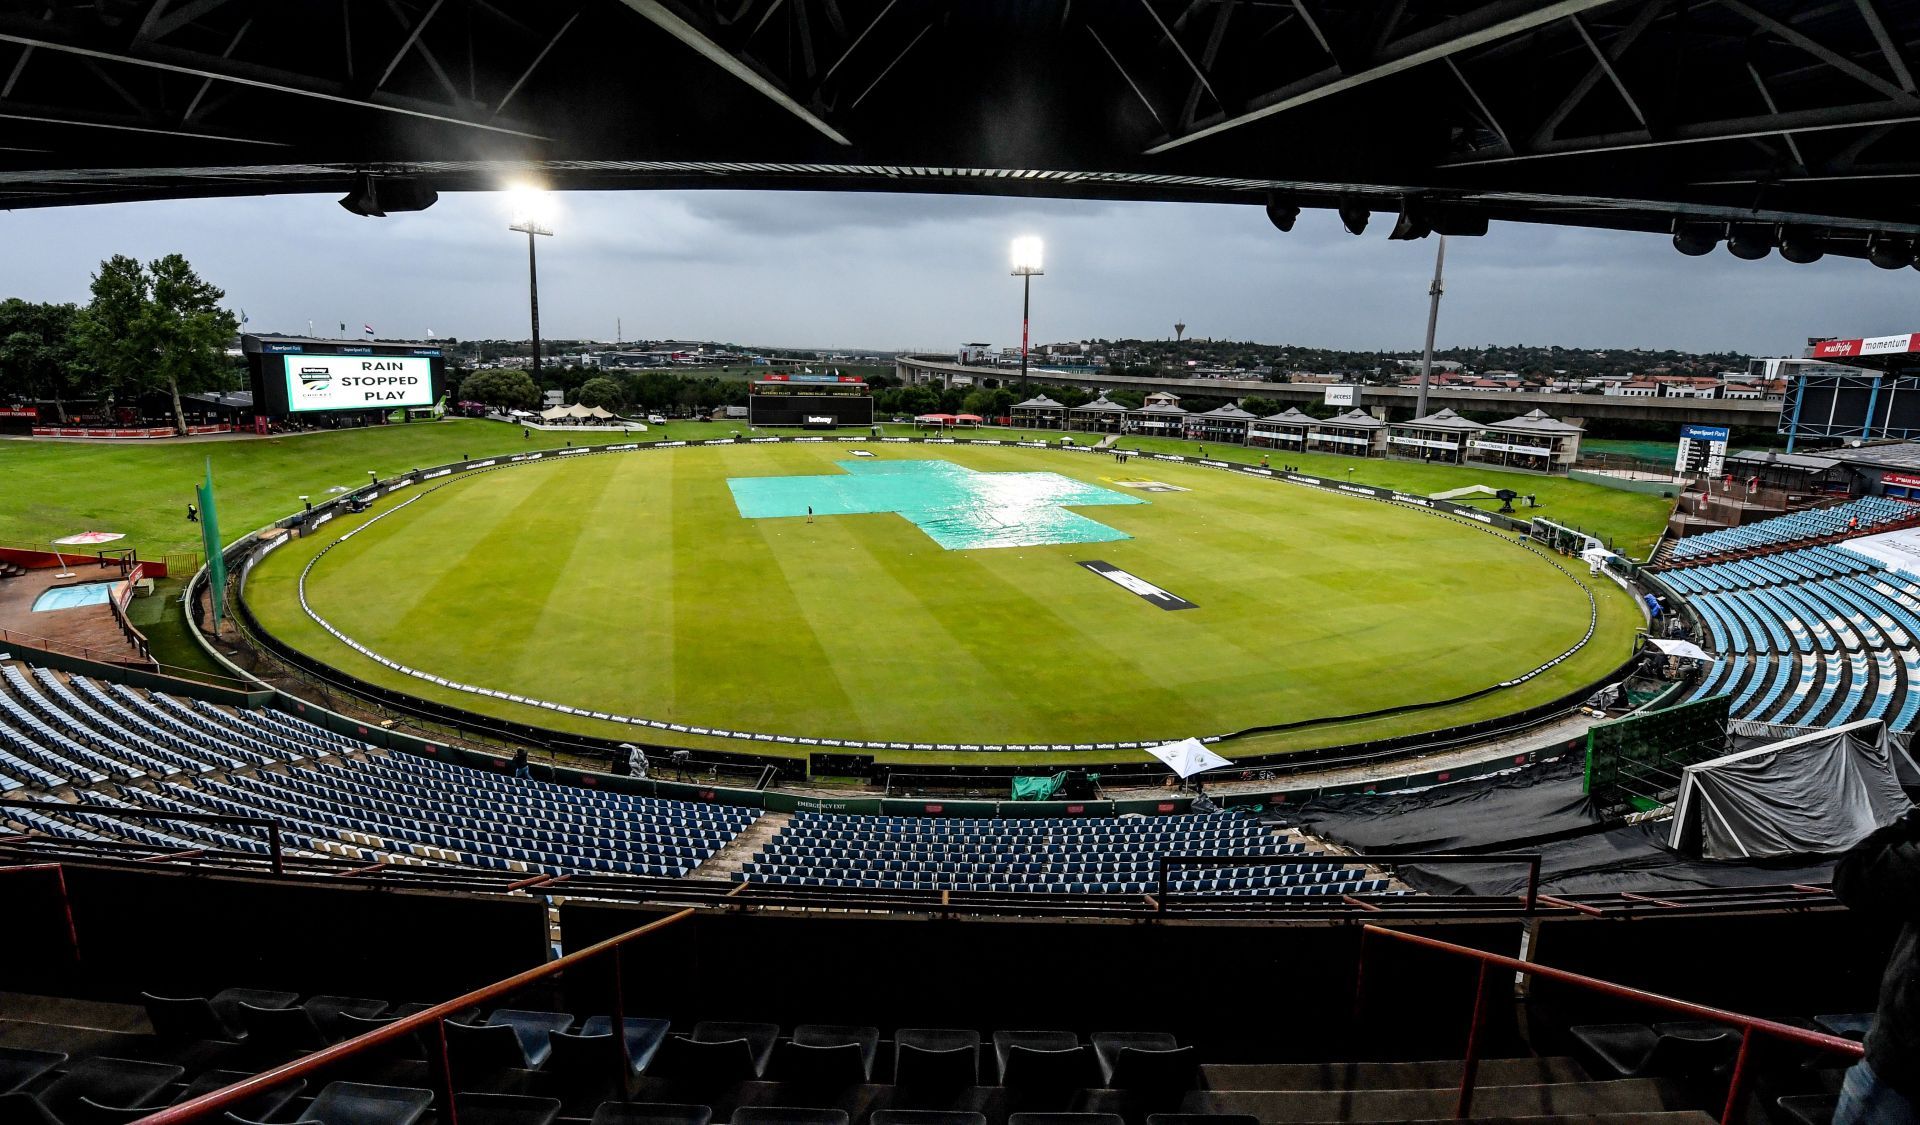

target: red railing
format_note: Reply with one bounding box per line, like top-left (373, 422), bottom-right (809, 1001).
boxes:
top-left (134, 905), bottom-right (707, 1124)
top-left (0, 800), bottom-right (284, 875)
top-left (1357, 924), bottom-right (1865, 1122)
top-left (0, 862), bottom-right (80, 966)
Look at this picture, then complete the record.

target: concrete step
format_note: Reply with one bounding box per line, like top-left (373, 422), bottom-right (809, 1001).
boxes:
top-left (1203, 1056), bottom-right (1590, 1090)
top-left (690, 810), bottom-right (791, 880)
top-left (1187, 1078), bottom-right (1691, 1122)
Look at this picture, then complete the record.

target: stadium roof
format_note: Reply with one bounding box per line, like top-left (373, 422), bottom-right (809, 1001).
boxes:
top-left (10, 2), bottom-right (1920, 263)
top-left (1322, 409), bottom-right (1386, 429)
top-left (1398, 408), bottom-right (1481, 432)
top-left (1821, 442), bottom-right (1920, 471)
top-left (1195, 403), bottom-right (1258, 419)
top-left (1011, 395), bottom-right (1066, 409)
top-left (1487, 408), bottom-right (1584, 434)
top-left (1256, 408), bottom-right (1318, 425)
top-left (1070, 396), bottom-right (1127, 414)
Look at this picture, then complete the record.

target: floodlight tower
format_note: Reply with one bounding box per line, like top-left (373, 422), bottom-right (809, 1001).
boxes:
top-left (1415, 237), bottom-right (1447, 419)
top-left (1011, 236), bottom-right (1044, 392)
top-left (508, 187), bottom-right (556, 385)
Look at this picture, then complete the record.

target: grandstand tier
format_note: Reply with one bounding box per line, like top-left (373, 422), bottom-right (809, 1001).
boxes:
top-left (1655, 511), bottom-right (1920, 731)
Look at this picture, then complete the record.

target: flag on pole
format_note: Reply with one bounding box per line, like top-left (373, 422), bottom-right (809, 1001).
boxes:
top-left (197, 459), bottom-right (227, 630)
top-left (339, 322), bottom-right (346, 334)
top-left (363, 324), bottom-right (374, 337)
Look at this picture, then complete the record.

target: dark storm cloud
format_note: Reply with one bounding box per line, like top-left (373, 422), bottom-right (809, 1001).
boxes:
top-left (5, 189), bottom-right (1919, 354)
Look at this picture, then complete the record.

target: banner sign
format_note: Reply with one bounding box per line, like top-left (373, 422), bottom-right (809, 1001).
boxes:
top-left (1813, 333), bottom-right (1920, 359)
top-left (1324, 385), bottom-right (1357, 406)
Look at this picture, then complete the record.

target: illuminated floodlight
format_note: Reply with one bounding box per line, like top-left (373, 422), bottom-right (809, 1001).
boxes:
top-left (505, 184), bottom-right (557, 236)
top-left (1010, 236), bottom-right (1044, 276)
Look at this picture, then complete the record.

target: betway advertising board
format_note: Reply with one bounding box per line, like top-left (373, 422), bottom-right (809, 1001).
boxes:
top-left (283, 354), bottom-right (434, 412)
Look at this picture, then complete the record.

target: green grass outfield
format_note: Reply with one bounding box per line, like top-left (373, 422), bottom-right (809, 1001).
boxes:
top-left (0, 418), bottom-right (1672, 562)
top-left (243, 442), bottom-right (1644, 766)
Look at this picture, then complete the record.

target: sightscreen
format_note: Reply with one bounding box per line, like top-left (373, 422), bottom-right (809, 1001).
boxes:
top-left (282, 354), bottom-right (436, 412)
top-left (749, 392), bottom-right (874, 427)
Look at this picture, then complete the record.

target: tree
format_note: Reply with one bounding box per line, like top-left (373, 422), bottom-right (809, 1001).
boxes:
top-left (461, 368), bottom-right (540, 411)
top-left (71, 254), bottom-right (147, 419)
top-left (73, 253), bottom-right (238, 434)
top-left (576, 375), bottom-right (625, 412)
top-left (0, 299), bottom-right (87, 422)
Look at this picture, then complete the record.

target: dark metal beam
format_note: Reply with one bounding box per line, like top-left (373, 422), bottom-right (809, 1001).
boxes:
top-left (1181, 0), bottom-right (1233, 130)
top-left (848, 19), bottom-right (927, 112)
top-left (379, 0), bottom-right (463, 106)
top-left (615, 0), bottom-right (850, 145)
top-left (0, 104), bottom-right (290, 146)
top-left (1290, 0), bottom-right (1340, 73)
top-left (494, 10), bottom-right (578, 117)
top-left (819, 0), bottom-right (893, 86)
top-left (181, 15), bottom-right (250, 124)
top-left (1745, 58), bottom-right (1805, 168)
top-left (375, 0), bottom-right (448, 91)
top-left (1140, 0), bottom-right (1218, 107)
top-left (1444, 99), bottom-right (1920, 166)
top-left (0, 24), bottom-right (549, 139)
top-left (1529, 0), bottom-right (1664, 149)
top-left (1147, 0), bottom-right (1616, 154)
top-left (1569, 13), bottom-right (1644, 127)
top-left (1087, 23), bottom-right (1166, 129)
top-left (136, 0), bottom-right (237, 45)
top-left (1445, 57), bottom-right (1510, 152)
top-left (1718, 0), bottom-right (1918, 106)
top-left (1853, 0), bottom-right (1915, 94)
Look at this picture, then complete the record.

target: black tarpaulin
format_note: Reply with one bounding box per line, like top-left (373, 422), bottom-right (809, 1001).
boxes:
top-left (1301, 758), bottom-right (1604, 855)
top-left (1397, 822), bottom-right (1836, 897)
top-left (1670, 719), bottom-right (1914, 860)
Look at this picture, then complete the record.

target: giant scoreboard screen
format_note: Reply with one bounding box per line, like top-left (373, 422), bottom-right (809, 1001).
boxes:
top-left (749, 374), bottom-right (874, 428)
top-left (245, 336), bottom-right (445, 418)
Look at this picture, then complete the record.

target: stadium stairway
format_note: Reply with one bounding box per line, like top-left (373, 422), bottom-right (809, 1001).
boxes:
top-left (691, 812), bottom-right (793, 880)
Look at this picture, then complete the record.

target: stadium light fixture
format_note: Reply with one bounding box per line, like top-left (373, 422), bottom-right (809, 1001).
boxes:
top-left (507, 186), bottom-right (557, 385)
top-left (1337, 201), bottom-right (1370, 236)
top-left (1264, 194), bottom-right (1300, 233)
top-left (1725, 224), bottom-right (1773, 261)
top-left (1869, 233), bottom-right (1915, 270)
top-left (1011, 237), bottom-right (1044, 392)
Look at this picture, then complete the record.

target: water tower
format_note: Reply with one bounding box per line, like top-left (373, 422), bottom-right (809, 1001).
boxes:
top-left (1175, 321), bottom-right (1186, 342)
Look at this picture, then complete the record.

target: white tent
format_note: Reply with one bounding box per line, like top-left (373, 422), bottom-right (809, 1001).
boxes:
top-left (1143, 737), bottom-right (1233, 779)
top-left (1647, 638), bottom-right (1714, 662)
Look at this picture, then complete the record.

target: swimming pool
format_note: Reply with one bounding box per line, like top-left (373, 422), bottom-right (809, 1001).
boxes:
top-left (32, 581), bottom-right (119, 612)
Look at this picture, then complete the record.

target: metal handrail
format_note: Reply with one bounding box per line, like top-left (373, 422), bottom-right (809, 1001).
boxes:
top-left (0, 800), bottom-right (285, 875)
top-left (1357, 923), bottom-right (1865, 1122)
top-left (1158, 852), bottom-right (1544, 913)
top-left (134, 907), bottom-right (698, 1125)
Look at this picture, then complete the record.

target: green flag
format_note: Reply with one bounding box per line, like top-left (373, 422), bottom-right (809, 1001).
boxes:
top-left (198, 458), bottom-right (226, 629)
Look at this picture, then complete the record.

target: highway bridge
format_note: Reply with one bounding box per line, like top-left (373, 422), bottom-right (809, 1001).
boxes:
top-left (893, 355), bottom-right (1783, 430)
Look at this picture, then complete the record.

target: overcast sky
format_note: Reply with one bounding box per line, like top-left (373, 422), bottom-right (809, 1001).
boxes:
top-left (5, 189), bottom-right (1918, 356)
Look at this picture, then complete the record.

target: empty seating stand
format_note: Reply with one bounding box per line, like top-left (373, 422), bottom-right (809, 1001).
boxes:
top-left (738, 812), bottom-right (1385, 898)
top-left (1671, 496), bottom-right (1914, 561)
top-left (1663, 542), bottom-right (1920, 732)
top-left (0, 659), bottom-right (757, 878)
